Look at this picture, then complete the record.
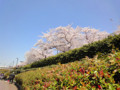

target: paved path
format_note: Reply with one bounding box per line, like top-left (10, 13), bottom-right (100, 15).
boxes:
top-left (0, 80), bottom-right (18, 90)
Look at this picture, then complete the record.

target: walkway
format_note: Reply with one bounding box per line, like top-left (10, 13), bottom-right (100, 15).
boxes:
top-left (0, 80), bottom-right (18, 90)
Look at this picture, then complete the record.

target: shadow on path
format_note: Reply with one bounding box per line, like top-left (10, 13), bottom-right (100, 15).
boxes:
top-left (0, 80), bottom-right (18, 90)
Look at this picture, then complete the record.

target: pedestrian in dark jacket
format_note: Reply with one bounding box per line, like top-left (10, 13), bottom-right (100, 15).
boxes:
top-left (8, 73), bottom-right (15, 83)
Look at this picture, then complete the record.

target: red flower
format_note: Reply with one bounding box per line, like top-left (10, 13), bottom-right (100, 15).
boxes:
top-left (71, 69), bottom-right (74, 72)
top-left (70, 74), bottom-right (72, 77)
top-left (98, 85), bottom-right (102, 89)
top-left (116, 58), bottom-right (120, 60)
top-left (73, 86), bottom-right (77, 90)
top-left (99, 70), bottom-right (104, 77)
top-left (79, 68), bottom-right (85, 74)
top-left (35, 80), bottom-right (40, 84)
top-left (43, 82), bottom-right (50, 88)
top-left (55, 78), bottom-right (59, 82)
top-left (92, 86), bottom-right (95, 88)
top-left (116, 58), bottom-right (120, 62)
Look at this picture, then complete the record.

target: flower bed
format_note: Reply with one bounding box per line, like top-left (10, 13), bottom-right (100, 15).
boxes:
top-left (15, 50), bottom-right (120, 90)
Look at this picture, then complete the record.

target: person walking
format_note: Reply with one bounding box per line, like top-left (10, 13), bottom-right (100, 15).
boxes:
top-left (8, 72), bottom-right (15, 83)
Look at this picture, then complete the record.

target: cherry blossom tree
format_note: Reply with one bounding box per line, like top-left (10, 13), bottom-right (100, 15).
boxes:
top-left (25, 48), bottom-right (40, 64)
top-left (41, 25), bottom-right (83, 52)
top-left (25, 46), bottom-right (53, 64)
top-left (40, 25), bottom-right (109, 52)
top-left (34, 39), bottom-right (53, 58)
top-left (81, 27), bottom-right (109, 44)
top-left (24, 25), bottom-right (109, 65)
top-left (114, 25), bottom-right (120, 35)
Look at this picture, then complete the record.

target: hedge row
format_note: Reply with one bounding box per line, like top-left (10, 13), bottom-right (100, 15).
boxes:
top-left (23, 34), bottom-right (120, 69)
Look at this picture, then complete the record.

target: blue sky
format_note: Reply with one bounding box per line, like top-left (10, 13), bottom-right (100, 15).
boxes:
top-left (0, 0), bottom-right (120, 67)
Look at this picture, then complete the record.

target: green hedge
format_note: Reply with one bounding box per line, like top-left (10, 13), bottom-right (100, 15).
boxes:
top-left (23, 34), bottom-right (120, 69)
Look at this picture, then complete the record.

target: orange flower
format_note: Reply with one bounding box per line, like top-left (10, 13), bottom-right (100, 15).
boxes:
top-left (107, 73), bottom-right (111, 78)
top-left (117, 87), bottom-right (120, 90)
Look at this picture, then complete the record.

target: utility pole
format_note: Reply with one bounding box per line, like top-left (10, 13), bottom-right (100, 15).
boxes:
top-left (16, 58), bottom-right (19, 67)
top-left (13, 61), bottom-right (14, 67)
